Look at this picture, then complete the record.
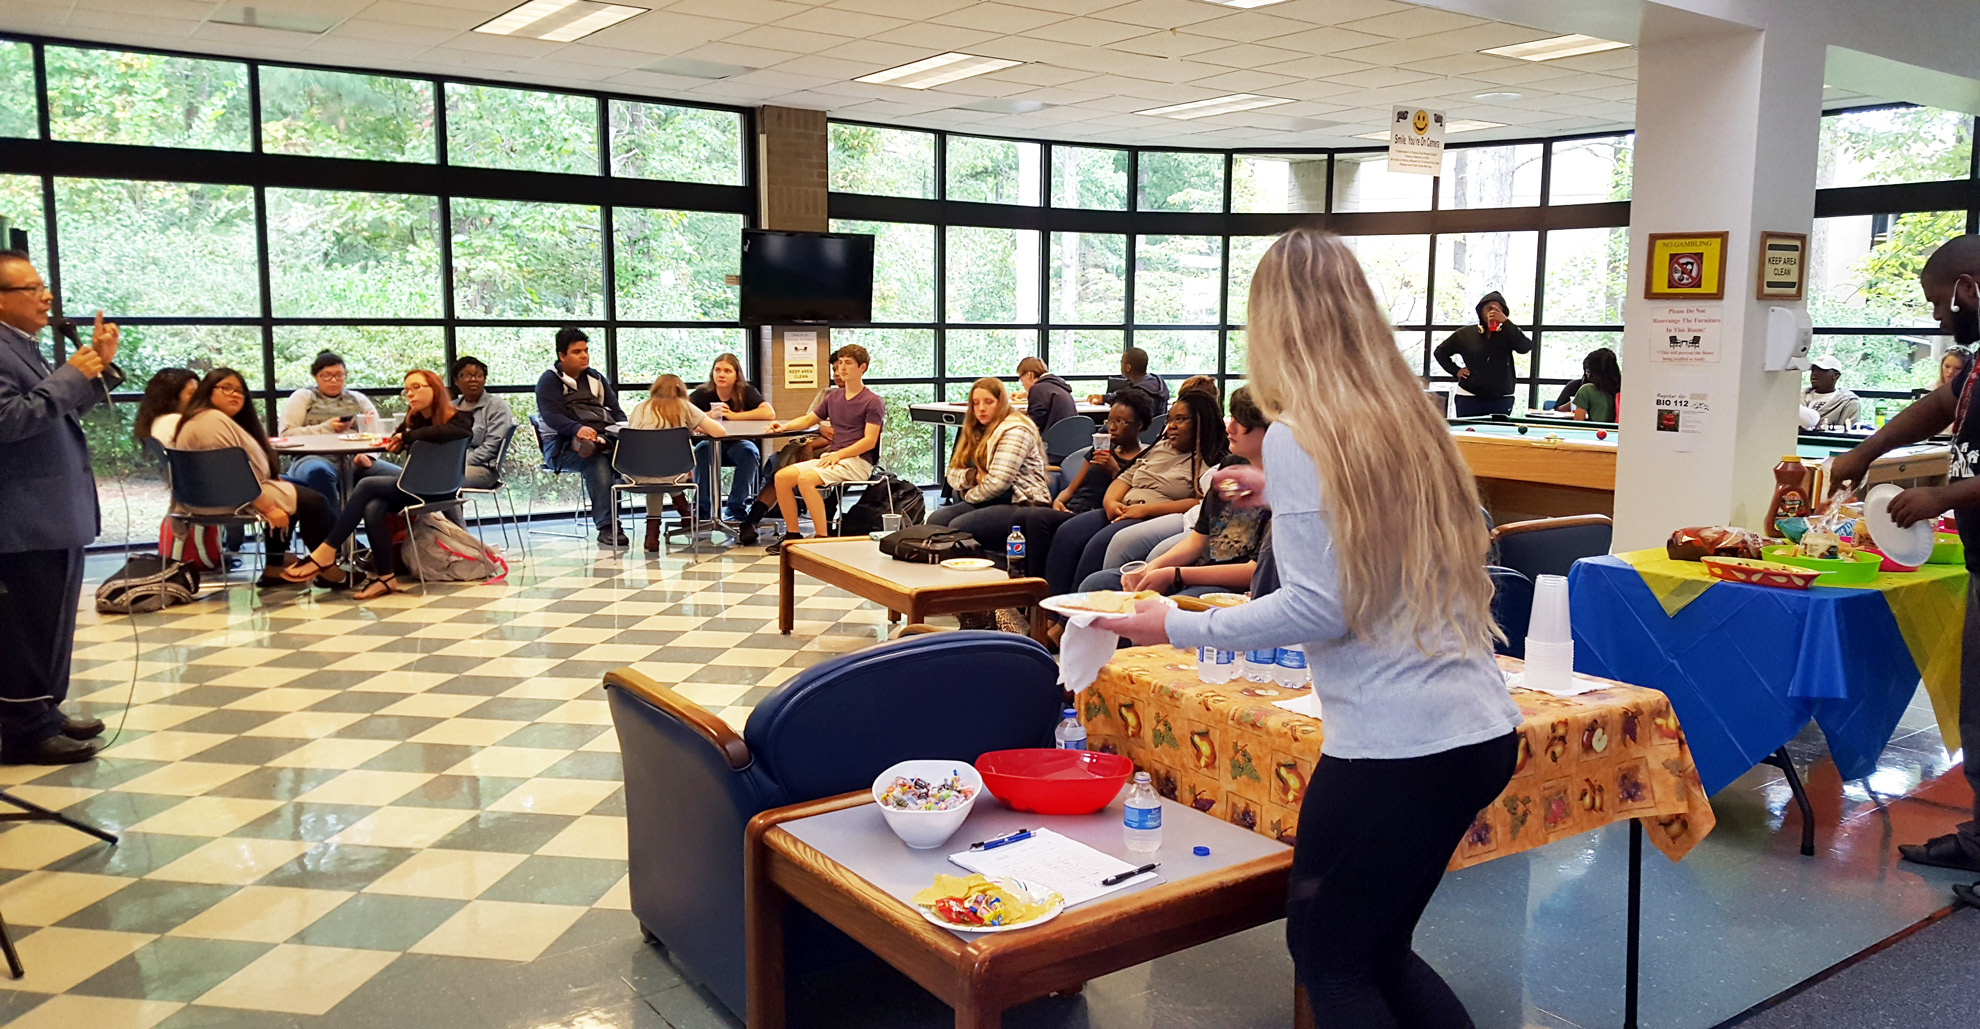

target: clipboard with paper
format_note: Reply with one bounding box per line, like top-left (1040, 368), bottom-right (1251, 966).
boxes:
top-left (947, 829), bottom-right (1161, 908)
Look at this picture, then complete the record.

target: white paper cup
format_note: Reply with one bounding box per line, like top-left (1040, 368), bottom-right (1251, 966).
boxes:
top-left (1529, 574), bottom-right (1571, 644)
top-left (881, 513), bottom-right (904, 534)
top-left (1092, 432), bottom-right (1111, 453)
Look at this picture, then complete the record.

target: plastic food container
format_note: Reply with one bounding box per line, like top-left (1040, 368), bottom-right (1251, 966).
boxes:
top-left (1929, 533), bottom-right (1965, 566)
top-left (975, 749), bottom-right (1134, 816)
top-left (1700, 556), bottom-right (1821, 590)
top-left (1758, 545), bottom-right (1883, 585)
top-left (872, 760), bottom-right (983, 850)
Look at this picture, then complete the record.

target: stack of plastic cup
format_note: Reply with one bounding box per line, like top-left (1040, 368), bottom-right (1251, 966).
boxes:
top-left (1523, 574), bottom-right (1574, 692)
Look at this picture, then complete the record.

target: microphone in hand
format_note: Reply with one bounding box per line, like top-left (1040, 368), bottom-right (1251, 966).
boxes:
top-left (52, 315), bottom-right (125, 391)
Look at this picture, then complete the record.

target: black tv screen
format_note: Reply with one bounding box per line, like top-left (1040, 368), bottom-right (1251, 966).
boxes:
top-left (740, 229), bottom-right (874, 325)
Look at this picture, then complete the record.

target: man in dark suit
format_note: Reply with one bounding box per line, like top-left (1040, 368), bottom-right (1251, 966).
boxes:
top-left (0, 250), bottom-right (114, 764)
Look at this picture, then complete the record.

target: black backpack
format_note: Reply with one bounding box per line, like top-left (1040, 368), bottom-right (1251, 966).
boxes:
top-left (838, 468), bottom-right (925, 536)
top-left (879, 524), bottom-right (984, 564)
top-left (95, 555), bottom-right (200, 614)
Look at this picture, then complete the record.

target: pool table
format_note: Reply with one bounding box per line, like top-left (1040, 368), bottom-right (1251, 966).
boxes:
top-left (1447, 417), bottom-right (1948, 522)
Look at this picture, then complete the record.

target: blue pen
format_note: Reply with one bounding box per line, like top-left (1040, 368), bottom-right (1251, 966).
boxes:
top-left (969, 828), bottom-right (1036, 851)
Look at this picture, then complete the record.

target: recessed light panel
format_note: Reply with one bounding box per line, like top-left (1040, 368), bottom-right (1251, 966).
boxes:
top-left (1481, 34), bottom-right (1629, 62)
top-left (209, 5), bottom-right (344, 34)
top-left (473, 1), bottom-right (646, 43)
top-left (1473, 91), bottom-right (1523, 101)
top-left (640, 57), bottom-right (755, 80)
top-left (1194, 0), bottom-right (1293, 8)
top-left (856, 53), bottom-right (1023, 89)
top-left (1137, 94), bottom-right (1294, 120)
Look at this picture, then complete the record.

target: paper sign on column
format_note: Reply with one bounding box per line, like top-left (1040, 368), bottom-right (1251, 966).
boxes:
top-left (948, 829), bottom-right (1160, 907)
top-left (1387, 107), bottom-right (1445, 176)
top-left (1651, 379), bottom-right (1713, 453)
top-left (1648, 306), bottom-right (1722, 365)
top-left (783, 330), bottom-right (817, 389)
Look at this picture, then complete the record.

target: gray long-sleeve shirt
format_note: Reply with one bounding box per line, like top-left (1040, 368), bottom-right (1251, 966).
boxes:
top-left (1163, 424), bottom-right (1521, 760)
top-left (455, 392), bottom-right (516, 474)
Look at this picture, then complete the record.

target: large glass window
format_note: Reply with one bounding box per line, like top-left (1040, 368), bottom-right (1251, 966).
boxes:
top-left (832, 219), bottom-right (934, 323)
top-left (1819, 107), bottom-right (1972, 188)
top-left (1340, 235), bottom-right (1430, 325)
top-left (273, 326), bottom-right (445, 390)
top-left (451, 199), bottom-right (604, 319)
top-left (1135, 330), bottom-right (1219, 376)
top-left (830, 124), bottom-right (934, 199)
top-left (1052, 146), bottom-right (1128, 210)
top-left (613, 208), bottom-right (744, 321)
top-left (1050, 329), bottom-right (1125, 377)
top-left (945, 226), bottom-right (1040, 324)
top-left (1543, 227), bottom-right (1629, 326)
top-left (947, 136), bottom-right (1040, 205)
top-left (1434, 232), bottom-right (1538, 327)
top-left (1226, 235), bottom-right (1277, 326)
top-left (835, 328), bottom-right (935, 379)
top-left (456, 326), bottom-right (567, 390)
top-left (946, 329), bottom-right (1038, 380)
top-left (266, 188), bottom-right (442, 319)
top-left (1138, 152), bottom-right (1224, 213)
top-left (1232, 154), bottom-right (1328, 214)
top-left (46, 47), bottom-right (249, 151)
top-left (1438, 144), bottom-right (1543, 209)
top-left (445, 83), bottom-right (597, 175)
top-left (0, 41), bottom-right (33, 138)
top-left (609, 100), bottom-right (743, 186)
top-left (1331, 152), bottom-right (1431, 212)
top-left (1050, 232), bottom-right (1126, 325)
top-left (260, 67), bottom-right (435, 163)
top-left (618, 328), bottom-right (747, 387)
top-left (117, 325), bottom-right (266, 393)
top-left (0, 174), bottom-right (46, 265)
top-left (55, 179), bottom-right (259, 316)
top-left (1135, 235), bottom-right (1222, 325)
top-left (1549, 135), bottom-right (1633, 205)
top-left (1809, 212), bottom-right (1956, 329)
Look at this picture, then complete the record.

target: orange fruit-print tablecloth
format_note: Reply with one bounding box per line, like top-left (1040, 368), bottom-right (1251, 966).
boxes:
top-left (1076, 647), bottom-right (1716, 869)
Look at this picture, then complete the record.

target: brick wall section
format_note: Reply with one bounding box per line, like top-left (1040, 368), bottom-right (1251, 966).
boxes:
top-left (755, 106), bottom-right (830, 422)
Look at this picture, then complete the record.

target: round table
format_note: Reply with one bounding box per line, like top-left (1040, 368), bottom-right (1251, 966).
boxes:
top-left (273, 435), bottom-right (392, 560)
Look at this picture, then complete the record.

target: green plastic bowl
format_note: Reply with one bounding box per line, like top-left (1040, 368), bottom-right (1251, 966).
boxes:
top-left (1929, 533), bottom-right (1965, 565)
top-left (1759, 545), bottom-right (1883, 584)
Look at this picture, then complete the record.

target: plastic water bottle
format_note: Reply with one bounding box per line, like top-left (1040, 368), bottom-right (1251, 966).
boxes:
top-left (1123, 771), bottom-right (1162, 853)
top-left (1273, 646), bottom-right (1309, 688)
top-left (1054, 708), bottom-right (1086, 750)
top-left (1244, 648), bottom-right (1276, 682)
top-left (1006, 526), bottom-right (1026, 578)
top-left (1196, 646), bottom-right (1235, 684)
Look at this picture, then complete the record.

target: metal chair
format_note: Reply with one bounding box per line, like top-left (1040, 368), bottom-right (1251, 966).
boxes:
top-left (395, 437), bottom-right (470, 592)
top-left (1490, 514), bottom-right (1614, 581)
top-left (1040, 414), bottom-right (1098, 464)
top-left (820, 472), bottom-right (885, 536)
top-left (461, 424), bottom-right (521, 554)
top-left (527, 414), bottom-right (596, 540)
top-left (162, 447), bottom-right (266, 592)
top-left (611, 427), bottom-right (699, 554)
top-left (1140, 413), bottom-right (1168, 445)
top-left (1487, 565), bottom-right (1533, 658)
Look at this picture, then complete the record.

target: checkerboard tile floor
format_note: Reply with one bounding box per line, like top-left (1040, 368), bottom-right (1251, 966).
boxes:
top-left (0, 536), bottom-right (897, 1029)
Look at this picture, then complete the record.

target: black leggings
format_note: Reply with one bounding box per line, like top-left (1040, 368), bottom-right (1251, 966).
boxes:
top-left (286, 485), bottom-right (334, 553)
top-left (322, 474), bottom-right (414, 577)
top-left (1290, 731), bottom-right (1518, 1029)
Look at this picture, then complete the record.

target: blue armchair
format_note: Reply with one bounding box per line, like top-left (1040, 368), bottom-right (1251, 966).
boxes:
top-left (604, 629), bottom-right (1064, 1021)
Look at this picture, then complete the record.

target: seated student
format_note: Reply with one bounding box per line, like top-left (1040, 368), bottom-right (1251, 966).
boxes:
top-left (1570, 348), bottom-right (1621, 422)
top-left (1015, 357), bottom-right (1076, 431)
top-left (173, 368), bottom-right (339, 588)
top-left (625, 373), bottom-right (730, 550)
top-left (449, 356), bottom-right (515, 490)
top-left (535, 327), bottom-right (629, 546)
top-left (281, 350), bottom-right (384, 507)
top-left (1054, 393), bottom-right (1151, 514)
top-left (280, 369), bottom-right (472, 599)
top-left (734, 382), bottom-right (836, 546)
top-left (1086, 347), bottom-right (1170, 410)
top-left (1081, 386), bottom-right (1271, 598)
top-left (759, 345), bottom-right (885, 553)
top-left (135, 367), bottom-right (198, 446)
top-left (689, 352), bottom-right (775, 523)
top-left (1098, 378), bottom-right (1228, 571)
top-left (1044, 388), bottom-right (1229, 596)
top-left (927, 377), bottom-right (1050, 550)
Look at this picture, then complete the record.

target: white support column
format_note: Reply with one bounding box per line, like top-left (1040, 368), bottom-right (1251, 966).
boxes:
top-left (1612, 7), bottom-right (1827, 551)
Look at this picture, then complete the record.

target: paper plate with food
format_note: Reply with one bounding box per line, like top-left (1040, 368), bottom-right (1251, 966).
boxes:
top-left (911, 873), bottom-right (1063, 933)
top-left (1040, 589), bottom-right (1176, 618)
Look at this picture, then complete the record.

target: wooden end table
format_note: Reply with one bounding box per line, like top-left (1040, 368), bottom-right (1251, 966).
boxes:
top-left (746, 791), bottom-right (1293, 1029)
top-left (779, 536), bottom-right (1051, 638)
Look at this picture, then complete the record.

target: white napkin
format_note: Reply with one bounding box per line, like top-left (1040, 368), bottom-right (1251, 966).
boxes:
top-left (1504, 670), bottom-right (1609, 698)
top-left (1272, 692), bottom-right (1323, 719)
top-left (1056, 613), bottom-right (1119, 692)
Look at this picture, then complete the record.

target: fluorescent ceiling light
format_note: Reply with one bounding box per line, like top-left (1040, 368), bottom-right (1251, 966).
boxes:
top-left (1194, 0), bottom-right (1293, 8)
top-left (474, 0), bottom-right (645, 42)
top-left (1473, 91), bottom-right (1522, 101)
top-left (857, 53), bottom-right (1021, 90)
top-left (1353, 119), bottom-right (1504, 140)
top-left (208, 5), bottom-right (344, 34)
top-left (641, 57), bottom-right (754, 80)
top-left (1481, 34), bottom-right (1629, 62)
top-left (956, 98), bottom-right (1053, 115)
top-left (1137, 94), bottom-right (1293, 120)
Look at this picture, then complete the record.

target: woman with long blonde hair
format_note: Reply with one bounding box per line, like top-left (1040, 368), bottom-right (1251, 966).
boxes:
top-left (628, 373), bottom-right (728, 549)
top-left (928, 377), bottom-right (1051, 552)
top-left (1099, 228), bottom-right (1520, 1028)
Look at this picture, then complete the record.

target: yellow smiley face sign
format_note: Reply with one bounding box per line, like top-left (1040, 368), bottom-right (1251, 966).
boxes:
top-left (1412, 109), bottom-right (1430, 135)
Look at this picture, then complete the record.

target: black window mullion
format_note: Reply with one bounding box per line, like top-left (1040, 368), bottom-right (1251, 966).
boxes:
top-left (252, 184), bottom-right (278, 422)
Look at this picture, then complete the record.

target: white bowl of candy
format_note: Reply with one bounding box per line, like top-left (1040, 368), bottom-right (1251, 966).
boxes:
top-left (871, 760), bottom-right (984, 850)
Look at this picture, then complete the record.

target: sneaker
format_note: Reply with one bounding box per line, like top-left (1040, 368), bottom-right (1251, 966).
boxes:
top-left (1897, 832), bottom-right (1980, 873)
top-left (598, 527), bottom-right (630, 547)
top-left (766, 536), bottom-right (803, 556)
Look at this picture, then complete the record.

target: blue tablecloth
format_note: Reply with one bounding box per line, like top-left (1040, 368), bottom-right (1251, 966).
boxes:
top-left (1568, 555), bottom-right (1932, 794)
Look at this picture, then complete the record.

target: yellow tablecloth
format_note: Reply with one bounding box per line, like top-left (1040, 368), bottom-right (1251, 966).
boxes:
top-left (1077, 648), bottom-right (1716, 870)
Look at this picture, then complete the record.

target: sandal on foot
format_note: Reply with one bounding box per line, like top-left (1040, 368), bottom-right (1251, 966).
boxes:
top-left (279, 555), bottom-right (340, 584)
top-left (1898, 833), bottom-right (1980, 873)
top-left (351, 575), bottom-right (407, 601)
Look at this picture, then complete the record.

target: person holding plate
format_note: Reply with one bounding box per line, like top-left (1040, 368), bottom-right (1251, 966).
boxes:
top-left (1094, 228), bottom-right (1520, 1028)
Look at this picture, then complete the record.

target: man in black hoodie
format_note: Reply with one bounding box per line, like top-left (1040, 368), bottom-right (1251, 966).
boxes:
top-left (1434, 291), bottom-right (1533, 417)
top-left (1016, 357), bottom-right (1076, 430)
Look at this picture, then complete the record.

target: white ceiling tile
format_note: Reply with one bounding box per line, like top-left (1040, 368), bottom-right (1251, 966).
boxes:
top-left (931, 3), bottom-right (1067, 34)
top-left (1262, 0), bottom-right (1411, 26)
top-left (1186, 12), bottom-right (1312, 44)
top-left (1321, 65), bottom-right (1432, 90)
top-left (1546, 48), bottom-right (1638, 74)
top-left (818, 39), bottom-right (926, 63)
top-left (605, 69), bottom-right (716, 92)
top-left (512, 57), bottom-right (620, 80)
top-left (1111, 31), bottom-right (1229, 60)
top-left (1026, 19), bottom-right (1156, 47)
top-left (72, 0), bottom-right (212, 18)
top-left (543, 44), bottom-right (664, 69)
top-left (258, 0), bottom-right (390, 16)
top-left (1266, 77), bottom-right (1364, 102)
top-left (1337, 7), bottom-right (1483, 38)
top-left (1262, 26), bottom-right (1390, 54)
top-left (1004, 84), bottom-right (1118, 106)
top-left (980, 63), bottom-right (1102, 87)
top-left (767, 54), bottom-right (878, 80)
top-left (1464, 62), bottom-right (1591, 86)
top-left (303, 35), bottom-right (437, 62)
top-left (1256, 54), bottom-right (1376, 79)
top-left (726, 25), bottom-right (853, 54)
top-left (1090, 0), bottom-right (1231, 31)
top-left (763, 89), bottom-right (859, 109)
top-left (727, 68), bottom-right (839, 90)
top-left (997, 0), bottom-right (1123, 12)
top-left (665, 0), bottom-right (815, 22)
top-left (685, 79), bottom-right (789, 100)
top-left (868, 22), bottom-right (1000, 52)
top-left (1398, 52), bottom-right (1505, 77)
top-left (380, 0), bottom-right (512, 10)
top-left (676, 41), bottom-right (806, 67)
top-left (353, 2), bottom-right (486, 29)
top-left (773, 7), bottom-right (909, 37)
top-left (332, 19), bottom-right (463, 46)
top-left (190, 24), bottom-right (318, 51)
top-left (61, 10), bottom-right (203, 37)
top-left (1184, 68), bottom-right (1300, 93)
top-left (439, 30), bottom-right (562, 57)
top-left (828, 0), bottom-right (977, 18)
top-left (1189, 42), bottom-right (1312, 69)
top-left (585, 13), bottom-right (757, 51)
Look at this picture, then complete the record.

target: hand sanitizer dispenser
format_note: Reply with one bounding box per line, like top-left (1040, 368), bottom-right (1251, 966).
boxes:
top-left (1765, 306), bottom-right (1812, 372)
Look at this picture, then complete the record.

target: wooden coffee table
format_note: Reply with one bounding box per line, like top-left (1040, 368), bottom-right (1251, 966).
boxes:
top-left (745, 791), bottom-right (1294, 1029)
top-left (778, 536), bottom-right (1051, 637)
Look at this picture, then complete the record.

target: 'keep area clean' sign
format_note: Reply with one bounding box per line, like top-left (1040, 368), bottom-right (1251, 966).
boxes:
top-left (1388, 108), bottom-right (1445, 176)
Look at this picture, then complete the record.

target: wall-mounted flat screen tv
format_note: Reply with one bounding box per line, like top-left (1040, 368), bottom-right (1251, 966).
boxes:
top-left (739, 229), bottom-right (874, 325)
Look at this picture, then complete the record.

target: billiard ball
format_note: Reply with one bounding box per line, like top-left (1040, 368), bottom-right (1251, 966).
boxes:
top-left (1464, 427), bottom-right (1475, 432)
top-left (1596, 430), bottom-right (1608, 440)
top-left (1516, 424), bottom-right (1528, 435)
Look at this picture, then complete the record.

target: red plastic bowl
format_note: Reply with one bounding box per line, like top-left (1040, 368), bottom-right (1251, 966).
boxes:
top-left (976, 749), bottom-right (1135, 815)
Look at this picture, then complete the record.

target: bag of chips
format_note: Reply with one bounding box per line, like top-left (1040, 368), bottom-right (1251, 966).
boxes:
top-left (1666, 526), bottom-right (1765, 562)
